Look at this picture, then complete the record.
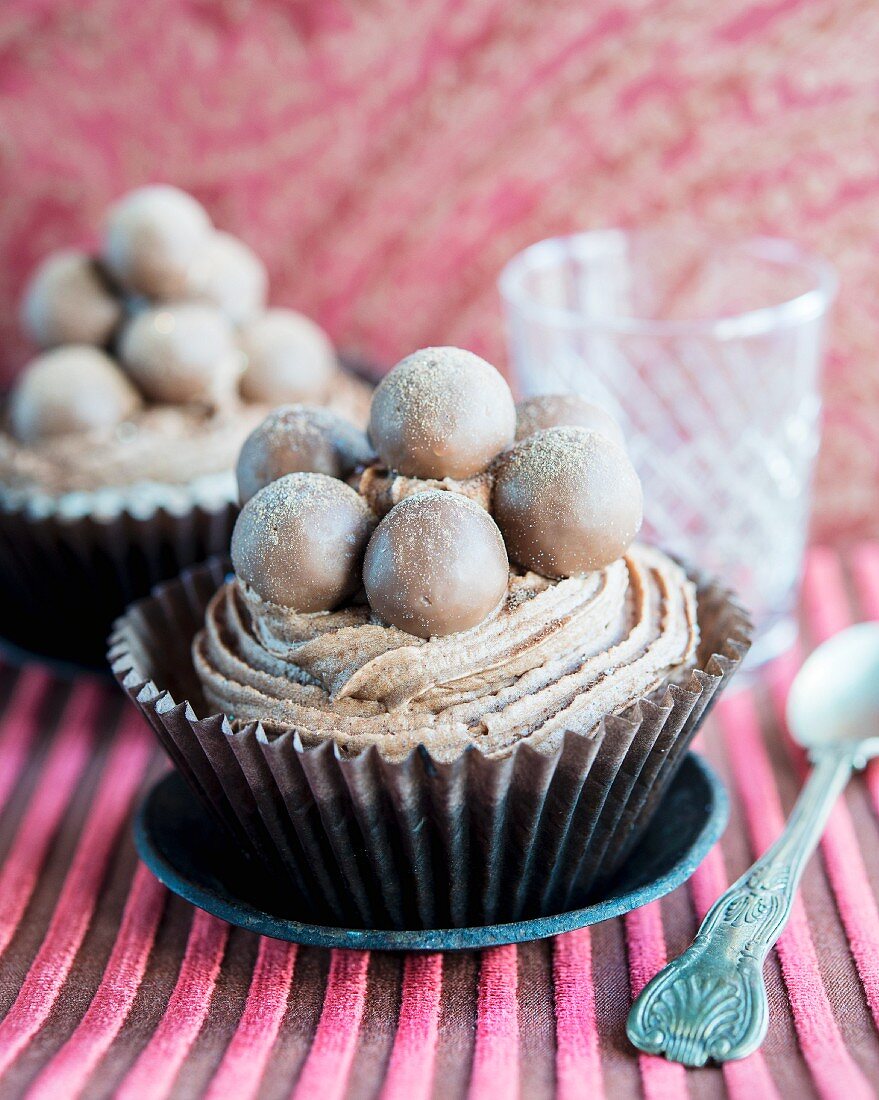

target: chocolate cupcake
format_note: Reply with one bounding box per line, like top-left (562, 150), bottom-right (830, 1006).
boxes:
top-left (111, 347), bottom-right (751, 927)
top-left (0, 186), bottom-right (372, 664)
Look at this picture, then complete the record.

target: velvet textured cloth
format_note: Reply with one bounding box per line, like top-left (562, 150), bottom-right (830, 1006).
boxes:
top-left (0, 543), bottom-right (877, 1096)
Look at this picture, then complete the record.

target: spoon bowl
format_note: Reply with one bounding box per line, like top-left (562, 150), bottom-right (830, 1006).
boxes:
top-left (786, 622), bottom-right (879, 759)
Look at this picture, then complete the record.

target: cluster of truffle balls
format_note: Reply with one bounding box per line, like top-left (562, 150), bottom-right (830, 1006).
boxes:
top-left (232, 347), bottom-right (643, 639)
top-left (8, 184), bottom-right (339, 444)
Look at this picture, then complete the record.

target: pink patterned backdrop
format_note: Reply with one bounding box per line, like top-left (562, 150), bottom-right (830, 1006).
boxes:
top-left (0, 0), bottom-right (876, 541)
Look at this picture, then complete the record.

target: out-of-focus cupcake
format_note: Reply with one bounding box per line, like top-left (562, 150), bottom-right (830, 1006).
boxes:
top-left (0, 184), bottom-right (372, 664)
top-left (111, 348), bottom-right (751, 928)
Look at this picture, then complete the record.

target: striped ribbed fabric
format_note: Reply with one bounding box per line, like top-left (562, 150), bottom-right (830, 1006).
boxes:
top-left (1, 544), bottom-right (879, 1098)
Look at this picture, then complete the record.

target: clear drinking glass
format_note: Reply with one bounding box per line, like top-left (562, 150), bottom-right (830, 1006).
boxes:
top-left (499, 229), bottom-right (837, 668)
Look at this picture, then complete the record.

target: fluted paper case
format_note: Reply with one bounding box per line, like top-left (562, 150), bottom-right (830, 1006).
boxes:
top-left (110, 557), bottom-right (751, 930)
top-left (0, 494), bottom-right (237, 665)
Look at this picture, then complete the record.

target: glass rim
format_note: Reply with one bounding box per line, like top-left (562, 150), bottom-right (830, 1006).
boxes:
top-left (498, 229), bottom-right (838, 339)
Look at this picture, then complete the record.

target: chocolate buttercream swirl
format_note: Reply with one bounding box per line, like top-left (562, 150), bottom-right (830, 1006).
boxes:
top-left (357, 464), bottom-right (493, 518)
top-left (193, 543), bottom-right (699, 762)
top-left (0, 372), bottom-right (371, 500)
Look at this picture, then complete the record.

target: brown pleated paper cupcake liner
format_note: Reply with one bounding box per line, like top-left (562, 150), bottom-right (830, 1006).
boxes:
top-left (109, 556), bottom-right (751, 930)
top-left (0, 495), bottom-right (238, 666)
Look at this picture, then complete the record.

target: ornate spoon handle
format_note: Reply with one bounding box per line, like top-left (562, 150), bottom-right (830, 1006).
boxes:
top-left (627, 748), bottom-right (855, 1066)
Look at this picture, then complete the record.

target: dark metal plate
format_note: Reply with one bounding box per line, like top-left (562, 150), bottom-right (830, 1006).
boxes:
top-left (135, 752), bottom-right (727, 951)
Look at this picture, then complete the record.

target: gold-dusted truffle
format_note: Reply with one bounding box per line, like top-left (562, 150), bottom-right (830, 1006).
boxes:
top-left (239, 309), bottom-right (337, 405)
top-left (236, 405), bottom-right (374, 503)
top-left (8, 346), bottom-right (142, 444)
top-left (515, 394), bottom-right (624, 447)
top-left (119, 303), bottom-right (241, 406)
top-left (231, 473), bottom-right (375, 611)
top-left (185, 230), bottom-right (267, 325)
top-left (363, 490), bottom-right (509, 638)
top-left (494, 427), bottom-right (642, 577)
top-left (369, 347), bottom-right (516, 479)
top-left (102, 184), bottom-right (212, 299)
top-left (21, 250), bottom-right (122, 349)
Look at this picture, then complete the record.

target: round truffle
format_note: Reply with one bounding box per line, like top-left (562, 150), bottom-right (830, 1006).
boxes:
top-left (185, 230), bottom-right (268, 325)
top-left (102, 185), bottom-right (212, 298)
top-left (21, 250), bottom-right (122, 349)
top-left (119, 303), bottom-right (241, 406)
top-left (239, 309), bottom-right (337, 405)
top-left (7, 346), bottom-right (142, 444)
top-left (369, 347), bottom-right (516, 480)
top-left (363, 490), bottom-right (509, 638)
top-left (231, 473), bottom-right (375, 611)
top-left (494, 427), bottom-right (642, 577)
top-left (515, 394), bottom-right (625, 447)
top-left (237, 405), bottom-right (375, 503)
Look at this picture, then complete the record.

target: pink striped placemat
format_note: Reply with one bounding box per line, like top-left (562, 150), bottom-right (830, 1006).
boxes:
top-left (1, 544), bottom-right (879, 1099)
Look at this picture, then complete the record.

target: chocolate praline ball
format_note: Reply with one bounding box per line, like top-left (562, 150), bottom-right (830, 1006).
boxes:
top-left (231, 473), bottom-right (375, 611)
top-left (363, 490), bottom-right (509, 638)
top-left (7, 346), bottom-right (142, 444)
top-left (119, 303), bottom-right (241, 406)
top-left (515, 394), bottom-right (625, 447)
top-left (494, 427), bottom-right (642, 577)
top-left (239, 309), bottom-right (337, 405)
top-left (185, 230), bottom-right (268, 325)
top-left (237, 405), bottom-right (375, 503)
top-left (102, 185), bottom-right (212, 299)
top-left (21, 250), bottom-right (122, 349)
top-left (369, 347), bottom-right (516, 480)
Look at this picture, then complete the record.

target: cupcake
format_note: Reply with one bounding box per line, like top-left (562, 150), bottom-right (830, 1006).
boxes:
top-left (111, 347), bottom-right (750, 928)
top-left (0, 185), bottom-right (371, 663)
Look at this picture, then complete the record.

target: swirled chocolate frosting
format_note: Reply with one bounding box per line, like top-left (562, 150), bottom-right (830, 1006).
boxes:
top-left (0, 373), bottom-right (371, 501)
top-left (194, 543), bottom-right (699, 762)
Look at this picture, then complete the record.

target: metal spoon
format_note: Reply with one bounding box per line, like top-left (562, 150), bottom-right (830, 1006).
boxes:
top-left (627, 622), bottom-right (879, 1066)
